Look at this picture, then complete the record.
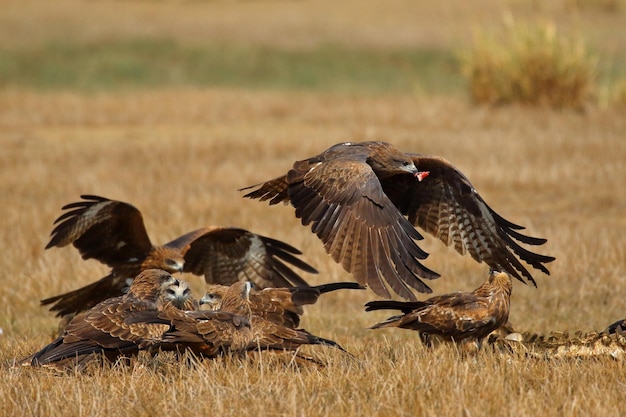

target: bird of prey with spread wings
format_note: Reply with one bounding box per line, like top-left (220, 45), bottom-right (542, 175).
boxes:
top-left (41, 195), bottom-right (318, 320)
top-left (22, 269), bottom-right (186, 370)
top-left (241, 141), bottom-right (555, 300)
top-left (365, 270), bottom-right (513, 350)
top-left (199, 281), bottom-right (364, 328)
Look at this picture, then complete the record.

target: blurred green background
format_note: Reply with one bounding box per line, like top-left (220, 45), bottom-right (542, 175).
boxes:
top-left (0, 0), bottom-right (624, 99)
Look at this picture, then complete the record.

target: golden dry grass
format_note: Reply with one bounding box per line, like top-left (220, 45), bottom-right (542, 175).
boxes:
top-left (1, 1), bottom-right (626, 415)
top-left (0, 89), bottom-right (625, 416)
top-left (461, 18), bottom-right (597, 108)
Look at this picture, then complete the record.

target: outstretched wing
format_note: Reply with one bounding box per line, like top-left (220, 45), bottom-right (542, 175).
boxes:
top-left (240, 175), bottom-right (290, 205)
top-left (165, 227), bottom-right (317, 288)
top-left (381, 155), bottom-right (555, 286)
top-left (242, 142), bottom-right (553, 299)
top-left (46, 195), bottom-right (153, 270)
top-left (255, 147), bottom-right (438, 300)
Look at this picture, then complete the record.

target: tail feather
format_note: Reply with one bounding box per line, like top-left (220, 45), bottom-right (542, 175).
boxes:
top-left (368, 314), bottom-right (405, 330)
top-left (314, 282), bottom-right (365, 294)
top-left (605, 319), bottom-right (626, 335)
top-left (364, 300), bottom-right (428, 314)
top-left (290, 282), bottom-right (365, 306)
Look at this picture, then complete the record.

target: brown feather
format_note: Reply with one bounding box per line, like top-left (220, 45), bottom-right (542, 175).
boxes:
top-left (42, 195), bottom-right (317, 323)
top-left (242, 141), bottom-right (554, 300)
top-left (23, 269), bottom-right (181, 370)
top-left (200, 281), bottom-right (364, 328)
top-left (171, 281), bottom-right (348, 355)
top-left (365, 270), bottom-right (513, 348)
top-left (381, 154), bottom-right (555, 286)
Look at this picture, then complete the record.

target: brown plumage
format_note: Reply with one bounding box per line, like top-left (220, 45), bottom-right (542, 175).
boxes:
top-left (160, 279), bottom-right (198, 311)
top-left (124, 301), bottom-right (253, 359)
top-left (241, 141), bottom-right (554, 300)
top-left (200, 281), bottom-right (365, 328)
top-left (41, 195), bottom-right (317, 318)
top-left (22, 269), bottom-right (183, 370)
top-left (365, 270), bottom-right (513, 349)
top-left (155, 313), bottom-right (255, 357)
top-left (165, 282), bottom-right (346, 355)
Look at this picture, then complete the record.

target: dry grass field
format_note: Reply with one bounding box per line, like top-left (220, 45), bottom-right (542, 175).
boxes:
top-left (1, 1), bottom-right (626, 416)
top-left (2, 90), bottom-right (625, 417)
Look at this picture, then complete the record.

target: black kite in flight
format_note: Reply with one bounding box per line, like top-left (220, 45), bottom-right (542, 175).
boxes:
top-left (241, 141), bottom-right (554, 300)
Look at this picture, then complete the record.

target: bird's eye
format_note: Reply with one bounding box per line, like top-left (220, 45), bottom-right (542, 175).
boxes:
top-left (183, 288), bottom-right (191, 296)
top-left (165, 259), bottom-right (177, 266)
top-left (166, 288), bottom-right (175, 295)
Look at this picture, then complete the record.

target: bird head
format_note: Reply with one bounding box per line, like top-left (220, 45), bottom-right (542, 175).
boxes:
top-left (161, 279), bottom-right (193, 309)
top-left (365, 142), bottom-right (419, 179)
top-left (199, 292), bottom-right (223, 311)
top-left (488, 270), bottom-right (513, 296)
top-left (144, 247), bottom-right (185, 274)
top-left (128, 269), bottom-right (177, 300)
top-left (218, 281), bottom-right (255, 316)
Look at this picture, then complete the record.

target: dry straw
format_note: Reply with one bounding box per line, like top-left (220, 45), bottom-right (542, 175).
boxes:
top-left (460, 17), bottom-right (598, 109)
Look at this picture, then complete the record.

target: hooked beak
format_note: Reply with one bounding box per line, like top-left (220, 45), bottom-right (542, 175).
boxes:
top-left (402, 162), bottom-right (419, 175)
top-left (199, 292), bottom-right (222, 309)
top-left (199, 294), bottom-right (211, 305)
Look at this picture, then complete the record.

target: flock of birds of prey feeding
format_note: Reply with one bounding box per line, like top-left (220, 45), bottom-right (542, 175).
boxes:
top-left (18, 141), bottom-right (626, 371)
